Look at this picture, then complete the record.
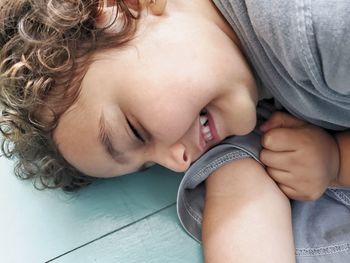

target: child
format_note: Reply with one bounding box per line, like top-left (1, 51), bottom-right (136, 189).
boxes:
top-left (1, 0), bottom-right (350, 262)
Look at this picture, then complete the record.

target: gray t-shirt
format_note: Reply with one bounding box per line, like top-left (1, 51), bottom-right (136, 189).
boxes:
top-left (177, 0), bottom-right (350, 243)
top-left (214, 0), bottom-right (350, 130)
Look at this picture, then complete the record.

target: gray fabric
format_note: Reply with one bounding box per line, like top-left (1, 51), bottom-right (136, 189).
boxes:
top-left (177, 133), bottom-right (260, 241)
top-left (176, 1), bottom-right (350, 262)
top-left (212, 0), bottom-right (350, 130)
top-left (177, 107), bottom-right (350, 262)
top-left (292, 189), bottom-right (350, 262)
top-left (176, 100), bottom-right (274, 242)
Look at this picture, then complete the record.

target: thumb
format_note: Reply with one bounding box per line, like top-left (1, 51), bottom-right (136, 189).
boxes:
top-left (260, 112), bottom-right (306, 132)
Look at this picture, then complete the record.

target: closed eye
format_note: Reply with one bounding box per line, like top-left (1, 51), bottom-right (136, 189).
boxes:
top-left (127, 118), bottom-right (145, 143)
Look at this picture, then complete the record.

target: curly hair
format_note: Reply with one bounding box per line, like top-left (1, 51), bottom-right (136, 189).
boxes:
top-left (0, 0), bottom-right (140, 191)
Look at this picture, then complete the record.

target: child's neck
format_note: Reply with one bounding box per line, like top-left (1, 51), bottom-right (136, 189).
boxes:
top-left (176, 0), bottom-right (242, 48)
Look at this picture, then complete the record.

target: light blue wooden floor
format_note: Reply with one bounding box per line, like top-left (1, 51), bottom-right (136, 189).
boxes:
top-left (0, 156), bottom-right (203, 263)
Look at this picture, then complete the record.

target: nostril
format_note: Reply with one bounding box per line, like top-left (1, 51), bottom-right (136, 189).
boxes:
top-left (183, 152), bottom-right (188, 162)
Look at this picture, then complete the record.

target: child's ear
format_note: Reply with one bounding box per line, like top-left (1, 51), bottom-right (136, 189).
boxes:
top-left (103, 1), bottom-right (166, 15)
top-left (103, 0), bottom-right (138, 8)
top-left (94, 6), bottom-right (116, 29)
top-left (95, 0), bottom-right (138, 27)
top-left (95, 0), bottom-right (167, 28)
top-left (141, 0), bottom-right (167, 16)
top-left (123, 0), bottom-right (139, 11)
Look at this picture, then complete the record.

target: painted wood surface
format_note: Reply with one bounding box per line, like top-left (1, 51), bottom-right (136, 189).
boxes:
top-left (51, 205), bottom-right (203, 263)
top-left (0, 156), bottom-right (202, 263)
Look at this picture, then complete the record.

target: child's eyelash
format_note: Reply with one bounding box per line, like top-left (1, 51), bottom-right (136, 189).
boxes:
top-left (127, 119), bottom-right (145, 143)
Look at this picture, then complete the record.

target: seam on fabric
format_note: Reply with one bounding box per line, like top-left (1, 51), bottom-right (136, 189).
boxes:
top-left (296, 243), bottom-right (350, 257)
top-left (180, 151), bottom-right (251, 228)
top-left (297, 0), bottom-right (345, 102)
top-left (182, 196), bottom-right (202, 224)
top-left (329, 189), bottom-right (350, 206)
top-left (188, 151), bottom-right (251, 185)
top-left (304, 0), bottom-right (322, 87)
top-left (297, 0), bottom-right (323, 92)
top-left (176, 196), bottom-right (201, 243)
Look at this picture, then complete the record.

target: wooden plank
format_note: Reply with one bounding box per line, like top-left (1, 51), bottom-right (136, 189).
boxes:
top-left (0, 157), bottom-right (188, 263)
top-left (50, 205), bottom-right (203, 263)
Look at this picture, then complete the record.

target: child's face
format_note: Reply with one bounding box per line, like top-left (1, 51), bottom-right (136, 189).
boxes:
top-left (53, 5), bottom-right (258, 178)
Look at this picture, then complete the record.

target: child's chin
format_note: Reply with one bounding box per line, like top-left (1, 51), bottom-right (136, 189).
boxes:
top-left (233, 118), bottom-right (257, 136)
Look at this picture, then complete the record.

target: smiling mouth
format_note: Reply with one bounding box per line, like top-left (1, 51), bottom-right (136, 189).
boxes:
top-left (199, 108), bottom-right (219, 148)
top-left (200, 109), bottom-right (213, 142)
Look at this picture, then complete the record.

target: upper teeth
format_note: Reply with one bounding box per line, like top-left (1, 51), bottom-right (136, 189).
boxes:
top-left (200, 116), bottom-right (207, 125)
top-left (200, 114), bottom-right (213, 142)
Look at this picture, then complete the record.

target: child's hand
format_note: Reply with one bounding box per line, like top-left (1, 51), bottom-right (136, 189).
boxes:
top-left (259, 112), bottom-right (339, 201)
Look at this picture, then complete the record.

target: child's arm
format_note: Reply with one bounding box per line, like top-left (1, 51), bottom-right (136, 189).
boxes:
top-left (333, 131), bottom-right (350, 187)
top-left (259, 112), bottom-right (340, 200)
top-left (202, 158), bottom-right (295, 263)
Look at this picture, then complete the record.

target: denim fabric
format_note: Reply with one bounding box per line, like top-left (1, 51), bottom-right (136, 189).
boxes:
top-left (176, 137), bottom-right (350, 262)
top-left (176, 102), bottom-right (350, 262)
top-left (293, 189), bottom-right (350, 262)
top-left (177, 141), bottom-right (252, 241)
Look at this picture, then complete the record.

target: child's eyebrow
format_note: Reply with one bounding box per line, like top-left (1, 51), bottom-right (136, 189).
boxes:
top-left (98, 112), bottom-right (124, 162)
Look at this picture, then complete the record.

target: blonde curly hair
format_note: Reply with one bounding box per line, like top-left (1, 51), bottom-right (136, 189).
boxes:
top-left (0, 0), bottom-right (139, 191)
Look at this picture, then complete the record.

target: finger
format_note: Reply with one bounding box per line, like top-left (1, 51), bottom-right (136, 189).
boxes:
top-left (277, 183), bottom-right (300, 200)
top-left (265, 166), bottom-right (293, 185)
top-left (260, 112), bottom-right (306, 132)
top-left (261, 128), bottom-right (303, 151)
top-left (260, 149), bottom-right (295, 171)
top-left (268, 168), bottom-right (309, 201)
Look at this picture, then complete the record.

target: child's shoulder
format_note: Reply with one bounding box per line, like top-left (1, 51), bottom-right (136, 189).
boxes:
top-left (246, 0), bottom-right (350, 96)
top-left (310, 1), bottom-right (350, 95)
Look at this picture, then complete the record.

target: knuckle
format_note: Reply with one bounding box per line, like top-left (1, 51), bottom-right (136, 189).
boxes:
top-left (261, 134), bottom-right (272, 148)
top-left (259, 150), bottom-right (266, 162)
top-left (260, 151), bottom-right (272, 167)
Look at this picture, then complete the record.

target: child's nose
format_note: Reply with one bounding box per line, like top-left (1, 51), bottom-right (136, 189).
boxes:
top-left (152, 143), bottom-right (191, 172)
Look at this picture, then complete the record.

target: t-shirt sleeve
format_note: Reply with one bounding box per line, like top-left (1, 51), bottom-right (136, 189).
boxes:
top-left (176, 131), bottom-right (263, 242)
top-left (311, 1), bottom-right (350, 95)
top-left (176, 100), bottom-right (277, 242)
